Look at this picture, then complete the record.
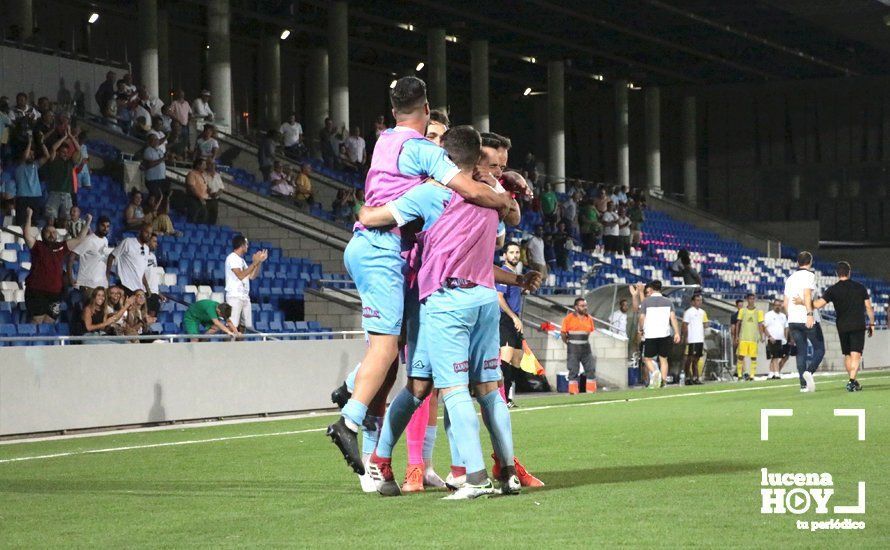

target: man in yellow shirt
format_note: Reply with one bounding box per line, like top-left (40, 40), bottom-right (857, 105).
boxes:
top-left (737, 293), bottom-right (765, 380)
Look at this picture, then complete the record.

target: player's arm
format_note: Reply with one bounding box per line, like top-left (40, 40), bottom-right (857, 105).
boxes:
top-left (23, 207), bottom-right (37, 249)
top-left (498, 292), bottom-right (522, 332)
top-left (865, 297), bottom-right (875, 337)
top-left (803, 288), bottom-right (815, 328)
top-left (681, 321), bottom-right (688, 342)
top-left (357, 204), bottom-right (397, 228)
top-left (795, 295), bottom-right (827, 309)
top-left (66, 214), bottom-right (93, 251)
top-left (670, 311), bottom-right (681, 343)
top-left (493, 266), bottom-right (541, 293)
top-left (358, 182), bottom-right (438, 229)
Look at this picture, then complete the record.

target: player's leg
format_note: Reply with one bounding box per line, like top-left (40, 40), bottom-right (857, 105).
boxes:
top-left (643, 340), bottom-right (660, 388)
top-left (694, 350), bottom-right (705, 382)
top-left (566, 345), bottom-right (582, 394)
top-left (329, 237), bottom-right (405, 474)
top-left (402, 394), bottom-right (431, 492)
top-left (788, 326), bottom-right (808, 390)
top-left (579, 345), bottom-right (596, 391)
top-left (736, 342), bottom-right (745, 379)
top-left (748, 344), bottom-right (758, 380)
top-left (443, 405), bottom-right (467, 490)
top-left (844, 330), bottom-right (864, 391)
top-left (421, 390), bottom-right (445, 487)
top-left (801, 324), bottom-right (826, 393)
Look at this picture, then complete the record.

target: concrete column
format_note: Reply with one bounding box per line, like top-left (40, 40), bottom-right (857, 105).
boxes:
top-left (10, 0), bottom-right (33, 40)
top-left (644, 87), bottom-right (661, 192)
top-left (138, 0), bottom-right (159, 99)
top-left (682, 96), bottom-right (698, 207)
top-left (615, 80), bottom-right (629, 191)
top-left (307, 48), bottom-right (330, 150)
top-left (157, 7), bottom-right (170, 100)
top-left (427, 28), bottom-right (447, 112)
top-left (260, 34), bottom-right (281, 131)
top-left (547, 60), bottom-right (565, 193)
top-left (207, 0), bottom-right (232, 132)
top-left (328, 1), bottom-right (349, 128)
top-left (790, 174), bottom-right (801, 200)
top-left (470, 39), bottom-right (489, 133)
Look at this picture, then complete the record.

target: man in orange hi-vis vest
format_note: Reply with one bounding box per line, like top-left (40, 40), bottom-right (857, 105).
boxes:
top-left (561, 297), bottom-right (596, 394)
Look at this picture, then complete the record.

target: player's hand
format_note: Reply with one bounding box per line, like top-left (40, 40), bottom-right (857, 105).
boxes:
top-left (805, 315), bottom-right (814, 329)
top-left (867, 325), bottom-right (874, 337)
top-left (792, 296), bottom-right (804, 305)
top-left (520, 270), bottom-right (543, 293)
top-left (85, 213), bottom-right (93, 225)
top-left (512, 316), bottom-right (522, 332)
top-left (501, 171), bottom-right (533, 199)
top-left (673, 333), bottom-right (681, 344)
top-left (26, 207), bottom-right (33, 218)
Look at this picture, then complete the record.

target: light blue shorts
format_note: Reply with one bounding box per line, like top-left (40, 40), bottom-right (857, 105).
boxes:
top-left (404, 287), bottom-right (430, 379)
top-left (422, 300), bottom-right (502, 389)
top-left (344, 231), bottom-right (405, 335)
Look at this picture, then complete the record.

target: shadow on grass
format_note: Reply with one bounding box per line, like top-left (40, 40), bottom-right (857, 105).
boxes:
top-left (533, 460), bottom-right (758, 491)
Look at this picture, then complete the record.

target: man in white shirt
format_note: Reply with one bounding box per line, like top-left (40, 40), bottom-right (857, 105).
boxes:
top-left (681, 293), bottom-right (709, 385)
top-left (601, 201), bottom-right (619, 254)
top-left (763, 298), bottom-right (790, 380)
top-left (617, 205), bottom-right (631, 256)
top-left (68, 215), bottom-right (112, 303)
top-left (344, 126), bottom-right (366, 169)
top-left (225, 235), bottom-right (268, 331)
top-left (638, 280), bottom-right (680, 388)
top-left (525, 226), bottom-right (547, 282)
top-left (608, 298), bottom-right (628, 336)
top-left (782, 251), bottom-right (825, 392)
top-left (107, 223), bottom-right (152, 295)
top-left (279, 114), bottom-right (304, 155)
top-left (145, 233), bottom-right (162, 320)
top-left (192, 90), bottom-right (215, 130)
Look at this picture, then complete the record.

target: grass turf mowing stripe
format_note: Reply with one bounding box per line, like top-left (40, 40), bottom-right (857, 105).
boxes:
top-left (4, 373), bottom-right (886, 465)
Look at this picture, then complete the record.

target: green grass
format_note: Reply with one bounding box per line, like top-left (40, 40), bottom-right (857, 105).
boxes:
top-left (1, 371), bottom-right (888, 548)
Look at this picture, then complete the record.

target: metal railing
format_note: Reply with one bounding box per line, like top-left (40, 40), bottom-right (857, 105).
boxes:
top-left (0, 330), bottom-right (364, 346)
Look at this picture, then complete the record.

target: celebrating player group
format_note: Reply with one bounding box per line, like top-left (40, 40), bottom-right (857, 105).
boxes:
top-left (326, 76), bottom-right (544, 500)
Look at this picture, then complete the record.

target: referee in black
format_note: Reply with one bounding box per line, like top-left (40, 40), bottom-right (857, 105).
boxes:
top-left (803, 261), bottom-right (875, 391)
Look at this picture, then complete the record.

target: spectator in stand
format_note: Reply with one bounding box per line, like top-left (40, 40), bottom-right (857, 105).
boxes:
top-left (134, 86), bottom-right (164, 122)
top-left (279, 114), bottom-right (305, 157)
top-left (124, 190), bottom-right (145, 230)
top-left (562, 191), bottom-right (579, 236)
top-left (332, 188), bottom-right (354, 223)
top-left (203, 161), bottom-right (225, 225)
top-left (66, 206), bottom-right (87, 237)
top-left (295, 163), bottom-right (314, 206)
top-left (185, 158), bottom-right (209, 223)
top-left (522, 153), bottom-right (537, 185)
top-left (593, 187), bottom-right (609, 216)
top-left (67, 215), bottom-right (111, 304)
top-left (23, 207), bottom-right (91, 323)
top-left (74, 128), bottom-right (91, 189)
top-left (95, 71), bottom-right (117, 113)
top-left (131, 116), bottom-right (150, 140)
top-left (552, 221), bottom-right (573, 271)
top-left (352, 188), bottom-right (364, 221)
top-left (167, 89), bottom-right (192, 144)
top-left (195, 124), bottom-right (219, 162)
top-left (258, 130), bottom-right (278, 181)
top-left (143, 191), bottom-right (179, 237)
top-left (183, 300), bottom-right (239, 342)
top-left (670, 249), bottom-right (702, 286)
top-left (81, 287), bottom-right (129, 337)
top-left (525, 225), bottom-right (548, 282)
top-left (270, 164), bottom-right (295, 198)
top-left (192, 90), bottom-right (215, 130)
top-left (344, 126), bottom-right (367, 171)
top-left (167, 120), bottom-right (188, 161)
top-left (579, 199), bottom-right (601, 253)
top-left (142, 133), bottom-right (168, 199)
top-left (122, 289), bottom-right (151, 340)
top-left (617, 204), bottom-right (632, 256)
top-left (33, 109), bottom-right (54, 148)
top-left (14, 133), bottom-right (48, 225)
top-left (147, 116), bottom-right (168, 155)
top-left (41, 129), bottom-right (79, 224)
top-left (627, 198), bottom-right (644, 248)
top-left (540, 183), bottom-right (558, 224)
top-left (107, 223), bottom-right (153, 296)
top-left (120, 73), bottom-right (137, 96)
top-left (113, 80), bottom-right (134, 132)
top-left (601, 201), bottom-right (619, 253)
top-left (609, 299), bottom-right (629, 337)
top-left (319, 117), bottom-right (336, 167)
top-left (225, 235), bottom-right (268, 332)
top-left (12, 92), bottom-right (40, 126)
top-left (145, 233), bottom-right (162, 319)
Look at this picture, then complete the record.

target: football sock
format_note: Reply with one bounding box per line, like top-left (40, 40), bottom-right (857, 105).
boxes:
top-left (497, 384), bottom-right (507, 402)
top-left (477, 389), bottom-right (514, 467)
top-left (341, 399), bottom-right (367, 432)
top-left (361, 414), bottom-right (382, 460)
top-left (422, 425), bottom-right (437, 468)
top-left (443, 407), bottom-right (464, 468)
top-left (405, 394), bottom-right (431, 465)
top-left (441, 388), bottom-right (485, 475)
top-left (375, 388), bottom-right (422, 459)
top-left (345, 362), bottom-right (361, 393)
top-left (749, 360), bottom-right (757, 378)
top-left (736, 360), bottom-right (743, 377)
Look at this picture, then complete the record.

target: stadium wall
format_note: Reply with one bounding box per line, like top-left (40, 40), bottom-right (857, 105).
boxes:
top-left (0, 339), bottom-right (382, 436)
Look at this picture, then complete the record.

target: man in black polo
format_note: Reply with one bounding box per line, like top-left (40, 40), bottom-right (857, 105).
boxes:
top-left (805, 261), bottom-right (875, 392)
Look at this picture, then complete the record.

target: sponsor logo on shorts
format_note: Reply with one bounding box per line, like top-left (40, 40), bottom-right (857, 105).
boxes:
top-left (483, 358), bottom-right (500, 370)
top-left (362, 307), bottom-right (381, 319)
top-left (411, 360), bottom-right (426, 373)
top-left (453, 360), bottom-right (469, 373)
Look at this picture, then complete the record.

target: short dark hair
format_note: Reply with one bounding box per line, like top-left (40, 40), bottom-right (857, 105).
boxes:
top-left (429, 109), bottom-right (450, 127)
top-left (503, 242), bottom-right (521, 253)
top-left (836, 261), bottom-right (851, 278)
top-left (645, 280), bottom-right (662, 291)
top-left (217, 303), bottom-right (232, 319)
top-left (574, 297), bottom-right (586, 306)
top-left (232, 235), bottom-right (247, 250)
top-left (390, 76), bottom-right (427, 114)
top-left (481, 131), bottom-right (511, 150)
top-left (97, 215), bottom-right (111, 225)
top-left (735, 299), bottom-right (744, 305)
top-left (797, 251), bottom-right (813, 266)
top-left (619, 298), bottom-right (628, 305)
top-left (746, 293), bottom-right (755, 299)
top-left (440, 125), bottom-right (481, 169)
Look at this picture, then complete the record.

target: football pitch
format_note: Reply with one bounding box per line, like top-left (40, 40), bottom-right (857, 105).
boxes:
top-left (1, 371), bottom-right (887, 548)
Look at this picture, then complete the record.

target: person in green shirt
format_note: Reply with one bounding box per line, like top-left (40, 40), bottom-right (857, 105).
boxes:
top-left (40, 129), bottom-right (79, 224)
top-left (627, 198), bottom-right (645, 248)
top-left (579, 201), bottom-right (602, 252)
top-left (182, 300), bottom-right (239, 342)
top-left (540, 184), bottom-right (558, 223)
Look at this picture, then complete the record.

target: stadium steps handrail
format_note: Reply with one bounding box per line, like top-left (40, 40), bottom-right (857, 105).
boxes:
top-left (304, 286), bottom-right (361, 310)
top-left (0, 331), bottom-right (365, 345)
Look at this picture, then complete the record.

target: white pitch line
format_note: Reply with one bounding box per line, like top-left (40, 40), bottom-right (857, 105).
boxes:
top-left (2, 374), bottom-right (888, 465)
